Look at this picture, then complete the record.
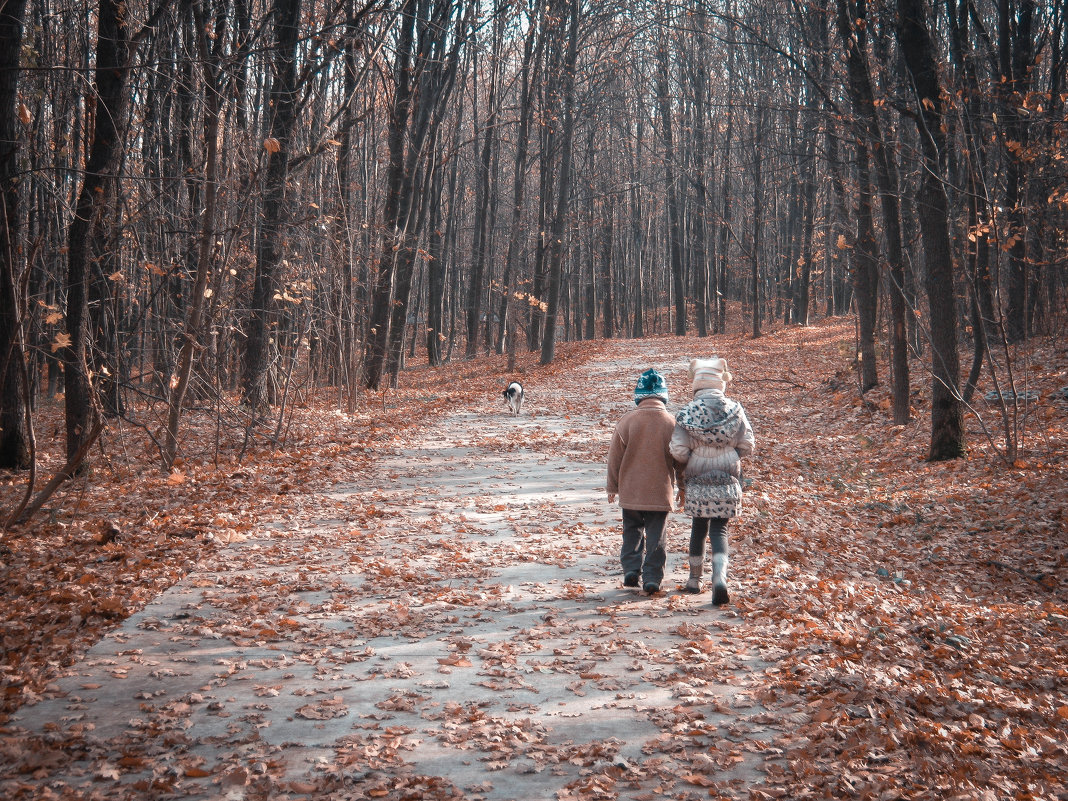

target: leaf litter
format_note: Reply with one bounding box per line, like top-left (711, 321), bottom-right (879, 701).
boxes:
top-left (1, 318), bottom-right (1066, 800)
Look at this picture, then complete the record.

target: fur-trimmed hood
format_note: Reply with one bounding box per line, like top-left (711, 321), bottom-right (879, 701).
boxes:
top-left (669, 389), bottom-right (755, 519)
top-left (675, 391), bottom-right (748, 445)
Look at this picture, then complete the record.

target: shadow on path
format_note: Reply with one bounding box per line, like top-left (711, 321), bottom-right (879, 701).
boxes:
top-left (3, 342), bottom-right (783, 800)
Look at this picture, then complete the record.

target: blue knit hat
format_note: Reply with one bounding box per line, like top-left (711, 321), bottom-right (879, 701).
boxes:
top-left (634, 368), bottom-right (669, 405)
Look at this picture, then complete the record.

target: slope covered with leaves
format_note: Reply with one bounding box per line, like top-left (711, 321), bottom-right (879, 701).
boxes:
top-left (553, 321), bottom-right (1068, 798)
top-left (1, 317), bottom-right (1066, 799)
top-left (680, 324), bottom-right (1068, 799)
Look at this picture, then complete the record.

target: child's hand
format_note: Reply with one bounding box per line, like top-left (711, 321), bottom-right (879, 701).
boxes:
top-left (675, 489), bottom-right (686, 507)
top-left (607, 493), bottom-right (616, 504)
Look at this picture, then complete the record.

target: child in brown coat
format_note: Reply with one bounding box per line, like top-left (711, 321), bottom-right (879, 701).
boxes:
top-left (606, 369), bottom-right (682, 594)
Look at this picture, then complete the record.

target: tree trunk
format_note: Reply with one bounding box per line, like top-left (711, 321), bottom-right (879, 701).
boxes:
top-left (836, 0), bottom-right (883, 394)
top-left (465, 11), bottom-right (502, 359)
top-left (539, 0), bottom-right (579, 366)
top-left (385, 167), bottom-right (430, 385)
top-left (426, 154), bottom-right (446, 367)
top-left (824, 127), bottom-right (855, 316)
top-left (781, 167), bottom-right (801, 324)
top-left (362, 1), bottom-right (414, 390)
top-left (244, 0), bottom-right (301, 409)
top-left (630, 119), bottom-right (645, 338)
top-left (655, 19), bottom-right (686, 336)
top-left (716, 91), bottom-right (733, 335)
top-left (600, 194), bottom-right (615, 338)
top-left (839, 0), bottom-right (910, 419)
top-left (1002, 0), bottom-right (1036, 342)
top-left (496, 7), bottom-right (539, 355)
top-left (851, 137), bottom-right (880, 394)
top-left (331, 0), bottom-right (367, 399)
top-left (750, 105), bottom-right (765, 339)
top-left (163, 0), bottom-right (222, 470)
top-left (947, 0), bottom-right (997, 407)
top-left (897, 0), bottom-right (965, 460)
top-left (528, 154), bottom-right (549, 351)
top-left (386, 3), bottom-right (468, 385)
top-left (796, 131), bottom-right (816, 327)
top-left (0, 0), bottom-right (30, 469)
top-left (690, 27), bottom-right (711, 337)
top-left (63, 0), bottom-right (130, 463)
top-left (431, 101), bottom-right (465, 367)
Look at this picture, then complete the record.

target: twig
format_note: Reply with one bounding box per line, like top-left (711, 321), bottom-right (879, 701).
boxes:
top-left (985, 559), bottom-right (1053, 589)
top-left (743, 377), bottom-right (807, 389)
top-left (5, 418), bottom-right (107, 529)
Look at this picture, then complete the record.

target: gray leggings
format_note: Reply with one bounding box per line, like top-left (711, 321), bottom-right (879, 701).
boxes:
top-left (689, 517), bottom-right (728, 558)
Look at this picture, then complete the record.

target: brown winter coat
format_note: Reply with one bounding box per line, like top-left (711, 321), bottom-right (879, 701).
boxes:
top-left (606, 398), bottom-right (682, 512)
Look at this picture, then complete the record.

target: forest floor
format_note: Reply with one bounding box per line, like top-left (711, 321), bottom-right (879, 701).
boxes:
top-left (1, 317), bottom-right (1066, 800)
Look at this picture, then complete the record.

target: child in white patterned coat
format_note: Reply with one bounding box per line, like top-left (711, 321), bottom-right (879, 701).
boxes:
top-left (669, 357), bottom-right (755, 605)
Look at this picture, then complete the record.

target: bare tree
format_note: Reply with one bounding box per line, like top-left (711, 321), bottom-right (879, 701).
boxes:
top-left (0, 0), bottom-right (30, 469)
top-left (62, 0), bottom-right (136, 463)
top-left (539, 0), bottom-right (579, 365)
top-left (163, 0), bottom-right (224, 470)
top-left (243, 0), bottom-right (302, 411)
top-left (364, 0), bottom-right (469, 389)
top-left (897, 0), bottom-right (965, 460)
top-left (654, 7), bottom-right (686, 336)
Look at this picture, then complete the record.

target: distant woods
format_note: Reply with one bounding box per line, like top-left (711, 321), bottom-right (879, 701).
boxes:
top-left (0, 0), bottom-right (1065, 475)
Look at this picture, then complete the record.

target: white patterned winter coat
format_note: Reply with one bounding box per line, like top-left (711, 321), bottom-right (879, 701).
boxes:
top-left (669, 389), bottom-right (755, 518)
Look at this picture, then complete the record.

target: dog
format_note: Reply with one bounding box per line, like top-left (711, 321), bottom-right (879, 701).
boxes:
top-left (503, 381), bottom-right (524, 416)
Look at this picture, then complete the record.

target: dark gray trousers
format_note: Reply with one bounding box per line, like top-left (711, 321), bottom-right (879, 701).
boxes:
top-left (621, 509), bottom-right (668, 586)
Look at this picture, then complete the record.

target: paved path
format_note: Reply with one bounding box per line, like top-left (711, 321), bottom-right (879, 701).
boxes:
top-left (3, 343), bottom-right (781, 800)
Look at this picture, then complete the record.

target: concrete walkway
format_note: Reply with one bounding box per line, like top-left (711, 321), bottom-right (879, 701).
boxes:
top-left (3, 344), bottom-right (781, 800)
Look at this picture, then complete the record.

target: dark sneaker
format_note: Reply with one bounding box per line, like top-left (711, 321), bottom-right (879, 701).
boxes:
top-left (623, 572), bottom-right (640, 587)
top-left (712, 584), bottom-right (730, 606)
top-left (643, 583), bottom-right (660, 595)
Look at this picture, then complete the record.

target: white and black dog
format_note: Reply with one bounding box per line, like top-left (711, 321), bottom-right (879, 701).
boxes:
top-left (503, 381), bottom-right (524, 415)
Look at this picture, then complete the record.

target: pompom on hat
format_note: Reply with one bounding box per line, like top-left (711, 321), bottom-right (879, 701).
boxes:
top-left (633, 368), bottom-right (669, 405)
top-left (689, 357), bottom-right (732, 392)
